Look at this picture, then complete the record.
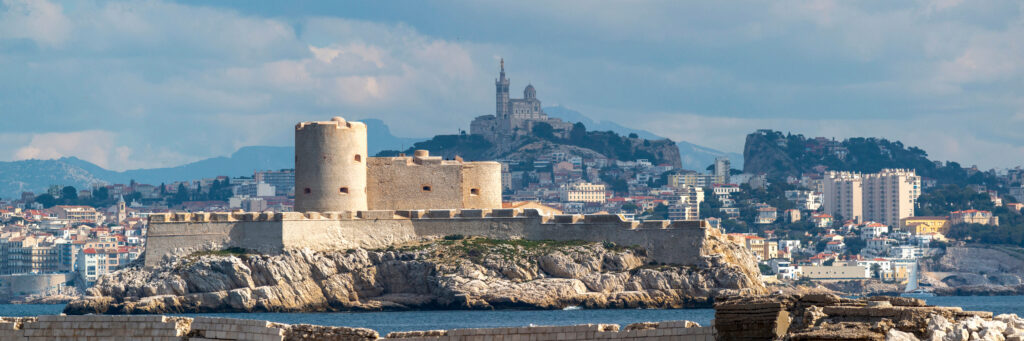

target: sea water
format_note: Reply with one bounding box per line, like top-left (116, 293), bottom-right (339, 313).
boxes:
top-left (2, 296), bottom-right (1021, 335)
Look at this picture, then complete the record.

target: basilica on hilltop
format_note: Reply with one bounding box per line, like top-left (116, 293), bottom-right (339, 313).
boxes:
top-left (470, 59), bottom-right (573, 142)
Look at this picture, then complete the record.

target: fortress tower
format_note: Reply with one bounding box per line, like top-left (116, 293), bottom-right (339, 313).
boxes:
top-left (294, 117), bottom-right (368, 213)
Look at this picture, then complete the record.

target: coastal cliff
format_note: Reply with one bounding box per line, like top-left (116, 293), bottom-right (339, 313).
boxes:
top-left (64, 236), bottom-right (765, 314)
top-left (922, 245), bottom-right (1024, 296)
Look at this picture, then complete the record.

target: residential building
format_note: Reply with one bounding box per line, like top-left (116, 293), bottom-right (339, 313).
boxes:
top-left (784, 190), bottom-right (823, 211)
top-left (901, 216), bottom-right (951, 236)
top-left (860, 222), bottom-right (889, 239)
top-left (768, 259), bottom-right (799, 280)
top-left (714, 157), bottom-right (731, 185)
top-left (1010, 185), bottom-right (1024, 203)
top-left (825, 240), bottom-right (845, 253)
top-left (950, 210), bottom-right (999, 226)
top-left (668, 202), bottom-right (699, 221)
top-left (742, 236), bottom-right (778, 261)
top-left (669, 173), bottom-right (724, 188)
top-left (798, 265), bottom-right (869, 280)
top-left (254, 169), bottom-right (296, 196)
top-left (756, 207), bottom-right (777, 224)
top-left (823, 169), bottom-right (920, 226)
top-left (558, 182), bottom-right (606, 203)
top-left (50, 206), bottom-right (101, 224)
top-left (234, 183), bottom-right (276, 198)
top-left (784, 209), bottom-right (801, 223)
top-left (77, 247), bottom-right (137, 286)
top-left (1007, 203), bottom-right (1024, 213)
top-left (810, 213), bottom-right (833, 228)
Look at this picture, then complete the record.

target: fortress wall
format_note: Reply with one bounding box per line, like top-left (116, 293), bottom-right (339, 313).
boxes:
top-left (459, 162), bottom-right (502, 209)
top-left (366, 157), bottom-right (464, 210)
top-left (0, 273), bottom-right (75, 302)
top-left (0, 315), bottom-right (713, 340)
top-left (145, 213), bottom-right (284, 267)
top-left (146, 210), bottom-right (712, 267)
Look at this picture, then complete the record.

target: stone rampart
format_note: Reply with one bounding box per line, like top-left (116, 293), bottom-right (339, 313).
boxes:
top-left (0, 315), bottom-right (712, 340)
top-left (0, 273), bottom-right (75, 302)
top-left (144, 209), bottom-right (711, 268)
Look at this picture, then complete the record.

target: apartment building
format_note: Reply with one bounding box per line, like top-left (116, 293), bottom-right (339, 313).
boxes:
top-left (901, 216), bottom-right (951, 236)
top-left (950, 210), bottom-right (999, 226)
top-left (558, 182), bottom-right (607, 203)
top-left (823, 169), bottom-right (920, 226)
top-left (50, 206), bottom-right (101, 224)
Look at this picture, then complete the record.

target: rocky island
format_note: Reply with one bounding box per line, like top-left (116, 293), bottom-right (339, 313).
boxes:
top-left (65, 236), bottom-right (765, 314)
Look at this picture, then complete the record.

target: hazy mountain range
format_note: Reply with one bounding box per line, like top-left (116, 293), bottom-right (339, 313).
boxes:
top-left (0, 111), bottom-right (740, 199)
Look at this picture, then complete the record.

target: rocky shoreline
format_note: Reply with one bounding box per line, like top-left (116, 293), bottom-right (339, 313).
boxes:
top-left (715, 293), bottom-right (1024, 340)
top-left (65, 237), bottom-right (766, 314)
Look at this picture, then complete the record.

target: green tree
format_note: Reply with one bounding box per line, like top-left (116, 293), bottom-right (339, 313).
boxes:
top-left (35, 194), bottom-right (57, 208)
top-left (531, 122), bottom-right (555, 140)
top-left (92, 186), bottom-right (109, 201)
top-left (61, 186), bottom-right (78, 201)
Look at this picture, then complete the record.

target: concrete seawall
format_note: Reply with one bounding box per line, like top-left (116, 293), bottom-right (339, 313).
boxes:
top-left (145, 209), bottom-right (710, 268)
top-left (0, 315), bottom-right (714, 340)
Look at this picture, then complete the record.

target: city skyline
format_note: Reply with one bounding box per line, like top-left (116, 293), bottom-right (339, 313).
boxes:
top-left (1, 0), bottom-right (1023, 170)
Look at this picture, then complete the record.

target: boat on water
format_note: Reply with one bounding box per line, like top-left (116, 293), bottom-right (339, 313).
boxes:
top-left (899, 261), bottom-right (936, 298)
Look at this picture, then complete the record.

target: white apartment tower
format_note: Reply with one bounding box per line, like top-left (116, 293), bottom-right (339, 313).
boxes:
top-left (823, 169), bottom-right (920, 227)
top-left (714, 157), bottom-right (731, 184)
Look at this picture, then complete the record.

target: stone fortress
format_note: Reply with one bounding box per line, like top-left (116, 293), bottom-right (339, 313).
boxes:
top-left (143, 116), bottom-right (714, 267)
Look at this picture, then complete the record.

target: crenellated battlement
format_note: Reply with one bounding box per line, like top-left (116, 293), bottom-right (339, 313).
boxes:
top-left (294, 116), bottom-right (367, 131)
top-left (148, 210), bottom-right (707, 230)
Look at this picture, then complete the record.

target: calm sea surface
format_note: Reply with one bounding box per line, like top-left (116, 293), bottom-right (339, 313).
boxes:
top-left (2, 296), bottom-right (1022, 335)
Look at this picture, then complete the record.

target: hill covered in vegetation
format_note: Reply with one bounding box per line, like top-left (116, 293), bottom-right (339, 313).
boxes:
top-left (742, 130), bottom-right (997, 186)
top-left (377, 122), bottom-right (682, 168)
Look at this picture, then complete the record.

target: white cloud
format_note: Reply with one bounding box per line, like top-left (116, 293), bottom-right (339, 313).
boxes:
top-left (1, 0), bottom-right (1022, 171)
top-left (0, 0), bottom-right (70, 47)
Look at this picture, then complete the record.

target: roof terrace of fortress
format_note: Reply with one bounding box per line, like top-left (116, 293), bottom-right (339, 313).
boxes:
top-left (372, 149), bottom-right (499, 167)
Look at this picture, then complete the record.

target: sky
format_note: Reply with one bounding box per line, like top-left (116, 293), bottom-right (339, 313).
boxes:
top-left (0, 0), bottom-right (1022, 171)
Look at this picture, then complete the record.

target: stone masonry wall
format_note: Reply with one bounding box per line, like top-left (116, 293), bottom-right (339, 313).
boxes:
top-left (144, 209), bottom-right (709, 268)
top-left (0, 315), bottom-right (712, 341)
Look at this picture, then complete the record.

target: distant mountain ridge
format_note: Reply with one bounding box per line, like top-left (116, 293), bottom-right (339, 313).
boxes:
top-left (544, 106), bottom-right (743, 170)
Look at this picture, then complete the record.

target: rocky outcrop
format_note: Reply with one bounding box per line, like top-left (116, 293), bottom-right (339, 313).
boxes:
top-left (65, 238), bottom-right (766, 314)
top-left (922, 245), bottom-right (1024, 296)
top-left (715, 293), bottom-right (996, 341)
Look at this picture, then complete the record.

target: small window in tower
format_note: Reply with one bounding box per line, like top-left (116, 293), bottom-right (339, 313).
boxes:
top-left (354, 154), bottom-right (361, 162)
top-left (304, 188), bottom-right (311, 194)
top-left (422, 185), bottom-right (432, 192)
top-left (470, 188), bottom-right (480, 196)
top-left (339, 187), bottom-right (349, 194)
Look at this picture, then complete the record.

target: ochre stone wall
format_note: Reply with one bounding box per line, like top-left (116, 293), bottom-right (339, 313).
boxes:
top-left (0, 315), bottom-right (712, 341)
top-left (366, 152), bottom-right (501, 211)
top-left (144, 210), bottom-right (708, 268)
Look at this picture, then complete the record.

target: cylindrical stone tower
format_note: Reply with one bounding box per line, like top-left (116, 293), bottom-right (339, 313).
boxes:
top-left (294, 117), bottom-right (368, 213)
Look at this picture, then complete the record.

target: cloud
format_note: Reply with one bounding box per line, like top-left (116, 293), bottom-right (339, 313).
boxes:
top-left (0, 0), bottom-right (71, 47)
top-left (0, 0), bottom-right (1022, 171)
top-left (10, 131), bottom-right (121, 168)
